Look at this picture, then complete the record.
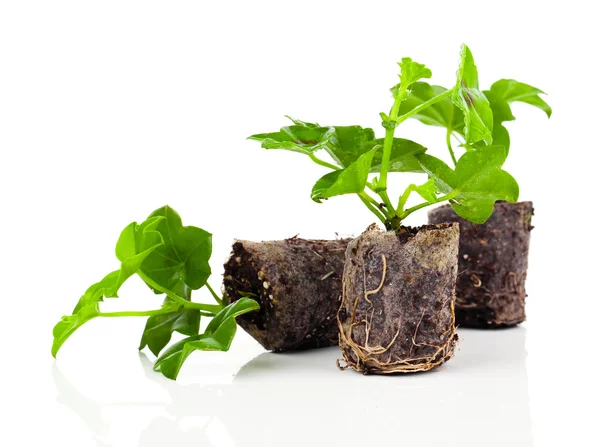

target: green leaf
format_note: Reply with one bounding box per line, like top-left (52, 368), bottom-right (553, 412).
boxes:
top-left (488, 79), bottom-right (552, 118)
top-left (53, 217), bottom-right (165, 357)
top-left (398, 57), bottom-right (432, 89)
top-left (153, 298), bottom-right (260, 380)
top-left (369, 138), bottom-right (427, 173)
top-left (140, 206), bottom-right (212, 294)
top-left (398, 78), bottom-right (551, 154)
top-left (415, 154), bottom-right (456, 193)
top-left (284, 116), bottom-right (321, 128)
top-left (479, 79), bottom-right (551, 153)
top-left (484, 120), bottom-right (510, 152)
top-left (72, 270), bottom-right (121, 314)
top-left (114, 216), bottom-right (165, 265)
top-left (248, 125), bottom-right (336, 155)
top-left (454, 145), bottom-right (510, 187)
top-left (452, 44), bottom-right (493, 145)
top-left (325, 126), bottom-right (376, 168)
top-left (414, 178), bottom-right (438, 203)
top-left (139, 288), bottom-right (201, 357)
top-left (398, 82), bottom-right (463, 132)
top-left (52, 303), bottom-right (99, 359)
top-left (139, 308), bottom-right (200, 357)
top-left (311, 149), bottom-right (377, 202)
top-left (452, 169), bottom-right (519, 223)
top-left (250, 123), bottom-right (377, 169)
top-left (317, 125), bottom-right (425, 173)
top-left (417, 145), bottom-right (519, 223)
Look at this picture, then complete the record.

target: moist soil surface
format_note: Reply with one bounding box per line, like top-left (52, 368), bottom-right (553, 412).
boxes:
top-left (223, 236), bottom-right (350, 351)
top-left (428, 201), bottom-right (533, 328)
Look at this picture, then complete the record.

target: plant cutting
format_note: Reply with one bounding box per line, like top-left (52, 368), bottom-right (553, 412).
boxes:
top-left (51, 205), bottom-right (259, 380)
top-left (397, 74), bottom-right (551, 327)
top-left (248, 44), bottom-right (517, 373)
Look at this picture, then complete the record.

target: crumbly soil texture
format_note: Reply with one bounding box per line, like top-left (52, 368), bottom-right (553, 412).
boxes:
top-left (338, 223), bottom-right (460, 374)
top-left (428, 201), bottom-right (533, 328)
top-left (223, 236), bottom-right (350, 351)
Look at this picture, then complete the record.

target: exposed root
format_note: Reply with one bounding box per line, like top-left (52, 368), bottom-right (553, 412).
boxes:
top-left (338, 253), bottom-right (458, 374)
top-left (456, 270), bottom-right (527, 325)
top-left (470, 274), bottom-right (482, 288)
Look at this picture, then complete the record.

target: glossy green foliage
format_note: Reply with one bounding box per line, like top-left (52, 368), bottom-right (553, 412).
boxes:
top-left (452, 45), bottom-right (494, 145)
top-left (141, 206), bottom-right (212, 293)
top-left (414, 178), bottom-right (438, 204)
top-left (248, 44), bottom-right (543, 229)
top-left (311, 149), bottom-right (377, 202)
top-left (488, 79), bottom-right (552, 118)
top-left (398, 83), bottom-right (463, 132)
top-left (139, 294), bottom-right (201, 357)
top-left (398, 57), bottom-right (432, 90)
top-left (325, 126), bottom-right (376, 168)
top-left (53, 217), bottom-right (165, 357)
top-left (398, 73), bottom-right (550, 154)
top-left (251, 120), bottom-right (426, 173)
top-left (51, 207), bottom-right (255, 380)
top-left (248, 125), bottom-right (335, 154)
top-left (417, 145), bottom-right (519, 223)
top-left (153, 298), bottom-right (260, 380)
top-left (483, 79), bottom-right (552, 151)
top-left (369, 138), bottom-right (426, 173)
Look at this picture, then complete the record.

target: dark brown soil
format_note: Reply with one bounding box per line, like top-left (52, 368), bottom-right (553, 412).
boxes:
top-left (428, 201), bottom-right (533, 328)
top-left (223, 236), bottom-right (350, 351)
top-left (338, 223), bottom-right (460, 374)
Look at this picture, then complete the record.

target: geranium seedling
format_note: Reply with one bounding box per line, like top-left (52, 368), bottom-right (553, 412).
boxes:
top-left (249, 45), bottom-right (520, 230)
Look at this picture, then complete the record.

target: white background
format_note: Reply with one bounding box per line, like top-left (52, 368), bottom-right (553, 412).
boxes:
top-left (1, 1), bottom-right (599, 446)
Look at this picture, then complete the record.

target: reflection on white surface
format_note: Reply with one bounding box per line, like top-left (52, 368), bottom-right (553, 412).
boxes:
top-left (53, 327), bottom-right (532, 447)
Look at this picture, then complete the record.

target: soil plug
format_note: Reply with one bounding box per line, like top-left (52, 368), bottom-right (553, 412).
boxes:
top-left (338, 223), bottom-right (460, 373)
top-left (428, 202), bottom-right (533, 327)
top-left (223, 237), bottom-right (349, 351)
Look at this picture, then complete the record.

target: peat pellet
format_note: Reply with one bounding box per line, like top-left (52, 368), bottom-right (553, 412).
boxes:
top-left (223, 236), bottom-right (350, 351)
top-left (338, 223), bottom-right (459, 374)
top-left (428, 201), bottom-right (533, 328)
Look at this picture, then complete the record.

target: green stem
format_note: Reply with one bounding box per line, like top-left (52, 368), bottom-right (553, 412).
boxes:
top-left (395, 89), bottom-right (453, 125)
top-left (378, 86), bottom-right (407, 207)
top-left (137, 272), bottom-right (222, 314)
top-left (377, 87), bottom-right (455, 231)
top-left (446, 128), bottom-right (457, 166)
top-left (308, 153), bottom-right (339, 170)
top-left (98, 309), bottom-right (174, 318)
top-left (358, 193), bottom-right (386, 224)
top-left (397, 184), bottom-right (417, 214)
top-left (362, 190), bottom-right (389, 214)
top-left (98, 308), bottom-right (214, 318)
top-left (205, 283), bottom-right (224, 306)
top-left (377, 85), bottom-right (409, 218)
top-left (377, 190), bottom-right (396, 216)
top-left (365, 183), bottom-right (393, 213)
top-left (378, 88), bottom-right (454, 219)
top-left (399, 190), bottom-right (459, 220)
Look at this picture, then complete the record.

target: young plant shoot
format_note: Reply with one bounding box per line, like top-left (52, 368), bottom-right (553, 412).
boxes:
top-left (397, 77), bottom-right (552, 164)
top-left (249, 45), bottom-right (518, 231)
top-left (249, 44), bottom-right (520, 373)
top-left (51, 206), bottom-right (259, 380)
